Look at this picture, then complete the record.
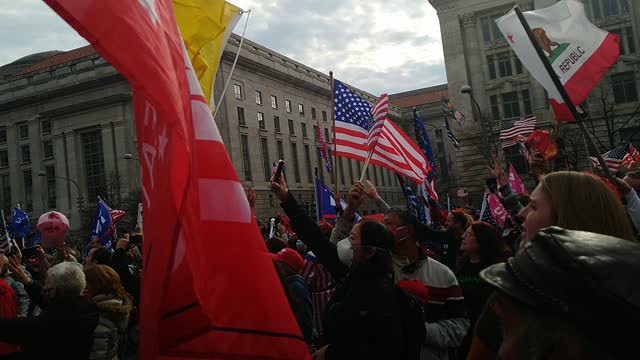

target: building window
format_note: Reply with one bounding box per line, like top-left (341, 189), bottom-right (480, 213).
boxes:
top-left (621, 0), bottom-right (630, 13)
top-left (21, 145), bottom-right (30, 164)
top-left (288, 119), bottom-right (295, 135)
top-left (1, 175), bottom-right (10, 211)
top-left (615, 27), bottom-right (636, 55)
top-left (324, 128), bottom-right (331, 143)
top-left (481, 15), bottom-right (503, 42)
top-left (81, 130), bottom-right (106, 201)
top-left (261, 138), bottom-right (271, 181)
top-left (301, 123), bottom-right (308, 138)
top-left (0, 127), bottom-right (6, 145)
top-left (290, 143), bottom-right (301, 183)
top-left (41, 119), bottom-right (52, 135)
top-left (255, 90), bottom-right (263, 105)
top-left (258, 112), bottom-right (265, 129)
top-left (313, 125), bottom-right (319, 140)
top-left (373, 166), bottom-right (379, 185)
top-left (276, 140), bottom-right (284, 162)
top-left (286, 100), bottom-right (292, 113)
top-left (304, 145), bottom-right (313, 183)
top-left (19, 124), bottom-right (29, 140)
top-left (592, 0), bottom-right (602, 18)
top-left (437, 142), bottom-right (446, 152)
top-left (322, 110), bottom-right (327, 122)
top-left (46, 165), bottom-right (56, 209)
top-left (604, 0), bottom-right (619, 16)
top-left (522, 90), bottom-right (533, 116)
top-left (311, 108), bottom-right (317, 119)
top-left (23, 169), bottom-right (33, 211)
top-left (234, 84), bottom-right (243, 100)
top-left (339, 158), bottom-right (345, 185)
top-left (316, 147), bottom-right (325, 181)
top-left (498, 52), bottom-right (513, 77)
top-left (515, 57), bottom-right (523, 74)
top-left (274, 116), bottom-right (281, 132)
top-left (502, 92), bottom-right (521, 119)
top-left (0, 150), bottom-right (7, 168)
top-left (612, 72), bottom-right (638, 104)
top-left (271, 95), bottom-right (278, 109)
top-left (356, 160), bottom-right (361, 181)
top-left (43, 140), bottom-right (54, 159)
top-left (435, 129), bottom-right (443, 139)
top-left (348, 158), bottom-right (354, 184)
top-left (237, 107), bottom-right (246, 126)
top-left (487, 55), bottom-right (496, 80)
top-left (240, 134), bottom-right (252, 181)
top-left (380, 167), bottom-right (387, 187)
top-left (299, 104), bottom-right (305, 117)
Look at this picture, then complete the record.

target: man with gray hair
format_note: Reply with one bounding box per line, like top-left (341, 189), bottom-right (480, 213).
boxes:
top-left (0, 257), bottom-right (99, 359)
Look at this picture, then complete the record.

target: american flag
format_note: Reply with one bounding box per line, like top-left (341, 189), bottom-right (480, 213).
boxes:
top-left (444, 115), bottom-right (460, 149)
top-left (316, 116), bottom-right (332, 173)
top-left (623, 144), bottom-right (640, 169)
top-left (590, 144), bottom-right (639, 172)
top-left (480, 194), bottom-right (498, 228)
top-left (414, 110), bottom-right (437, 181)
top-left (110, 208), bottom-right (126, 238)
top-left (442, 97), bottom-right (466, 128)
top-left (500, 117), bottom-right (537, 148)
top-left (366, 93), bottom-right (389, 150)
top-left (301, 254), bottom-right (335, 336)
top-left (334, 80), bottom-right (430, 183)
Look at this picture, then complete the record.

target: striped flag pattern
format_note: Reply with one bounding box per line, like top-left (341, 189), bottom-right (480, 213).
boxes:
top-left (623, 144), bottom-right (640, 169)
top-left (301, 253), bottom-right (335, 336)
top-left (444, 116), bottom-right (460, 149)
top-left (366, 93), bottom-right (389, 150)
top-left (500, 117), bottom-right (537, 148)
top-left (590, 144), bottom-right (638, 172)
top-left (316, 116), bottom-right (332, 173)
top-left (334, 80), bottom-right (430, 183)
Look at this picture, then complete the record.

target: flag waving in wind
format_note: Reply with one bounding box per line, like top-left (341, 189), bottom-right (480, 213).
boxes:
top-left (366, 93), bottom-right (389, 150)
top-left (589, 144), bottom-right (640, 172)
top-left (7, 207), bottom-right (30, 238)
top-left (496, 0), bottom-right (620, 122)
top-left (317, 116), bottom-right (332, 173)
top-left (90, 198), bottom-right (114, 247)
top-left (42, 0), bottom-right (309, 359)
top-left (315, 176), bottom-right (359, 224)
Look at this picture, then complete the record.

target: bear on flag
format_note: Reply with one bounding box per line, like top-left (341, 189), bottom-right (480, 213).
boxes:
top-left (496, 0), bottom-right (620, 122)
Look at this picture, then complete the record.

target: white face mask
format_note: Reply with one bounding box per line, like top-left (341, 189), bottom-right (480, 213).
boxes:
top-left (336, 238), bottom-right (353, 268)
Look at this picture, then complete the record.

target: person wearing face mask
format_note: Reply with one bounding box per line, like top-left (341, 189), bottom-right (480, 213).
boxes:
top-left (270, 176), bottom-right (425, 360)
top-left (0, 256), bottom-right (99, 359)
top-left (468, 171), bottom-right (636, 360)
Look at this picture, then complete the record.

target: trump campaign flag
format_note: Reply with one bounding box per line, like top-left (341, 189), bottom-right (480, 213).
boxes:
top-left (487, 194), bottom-right (508, 228)
top-left (90, 198), bottom-right (114, 246)
top-left (43, 0), bottom-right (309, 359)
top-left (507, 165), bottom-right (529, 195)
top-left (7, 207), bottom-right (30, 238)
top-left (496, 0), bottom-right (619, 122)
top-left (315, 177), bottom-right (359, 224)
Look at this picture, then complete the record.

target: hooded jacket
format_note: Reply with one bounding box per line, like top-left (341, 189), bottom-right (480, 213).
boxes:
top-left (89, 293), bottom-right (132, 360)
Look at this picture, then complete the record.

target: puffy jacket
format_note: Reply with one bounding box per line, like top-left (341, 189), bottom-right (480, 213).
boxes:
top-left (90, 294), bottom-right (132, 360)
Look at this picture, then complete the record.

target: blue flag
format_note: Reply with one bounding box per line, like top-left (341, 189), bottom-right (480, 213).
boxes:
top-left (414, 110), bottom-right (437, 182)
top-left (397, 175), bottom-right (430, 226)
top-left (7, 207), bottom-right (30, 238)
top-left (28, 231), bottom-right (41, 248)
top-left (315, 177), bottom-right (359, 225)
top-left (91, 198), bottom-right (114, 246)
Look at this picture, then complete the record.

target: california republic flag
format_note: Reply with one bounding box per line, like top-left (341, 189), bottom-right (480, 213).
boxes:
top-left (496, 0), bottom-right (620, 122)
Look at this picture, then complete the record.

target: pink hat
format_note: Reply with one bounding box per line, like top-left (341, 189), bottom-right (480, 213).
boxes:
top-left (37, 211), bottom-right (69, 249)
top-left (272, 248), bottom-right (304, 273)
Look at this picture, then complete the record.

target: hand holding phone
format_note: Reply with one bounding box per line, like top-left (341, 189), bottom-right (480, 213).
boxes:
top-left (273, 160), bottom-right (285, 184)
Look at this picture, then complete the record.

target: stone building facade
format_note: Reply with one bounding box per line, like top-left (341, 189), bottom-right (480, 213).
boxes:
top-left (0, 35), bottom-right (408, 231)
top-left (429, 0), bottom-right (640, 205)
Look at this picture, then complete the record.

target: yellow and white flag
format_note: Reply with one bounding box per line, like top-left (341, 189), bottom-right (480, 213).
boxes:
top-left (173, 0), bottom-right (242, 107)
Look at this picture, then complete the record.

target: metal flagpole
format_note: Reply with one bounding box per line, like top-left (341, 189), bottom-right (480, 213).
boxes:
top-left (314, 167), bottom-right (321, 223)
top-left (514, 6), bottom-right (616, 184)
top-left (1, 210), bottom-right (17, 251)
top-left (330, 71), bottom-right (340, 192)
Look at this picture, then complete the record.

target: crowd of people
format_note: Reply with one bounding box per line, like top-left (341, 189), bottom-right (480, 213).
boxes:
top-left (259, 149), bottom-right (640, 359)
top-left (0, 224), bottom-right (142, 359)
top-left (0, 148), bottom-right (639, 359)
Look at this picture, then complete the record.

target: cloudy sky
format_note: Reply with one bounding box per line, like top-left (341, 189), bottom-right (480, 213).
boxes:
top-left (1, 0), bottom-right (446, 95)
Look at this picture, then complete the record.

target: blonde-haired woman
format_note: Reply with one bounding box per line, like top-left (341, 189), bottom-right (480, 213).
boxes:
top-left (84, 265), bottom-right (132, 360)
top-left (519, 171), bottom-right (634, 246)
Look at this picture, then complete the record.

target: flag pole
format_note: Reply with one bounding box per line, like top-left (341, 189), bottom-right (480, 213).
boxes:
top-left (514, 6), bottom-right (615, 184)
top-left (314, 167), bottom-right (321, 223)
top-left (1, 210), bottom-right (17, 250)
top-left (330, 71), bottom-right (340, 191)
top-left (359, 152), bottom-right (373, 183)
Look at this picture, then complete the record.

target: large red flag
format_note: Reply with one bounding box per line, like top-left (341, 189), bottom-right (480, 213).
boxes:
top-left (42, 1), bottom-right (309, 359)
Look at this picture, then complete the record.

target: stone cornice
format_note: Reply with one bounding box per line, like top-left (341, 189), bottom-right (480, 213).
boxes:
top-left (38, 92), bottom-right (131, 118)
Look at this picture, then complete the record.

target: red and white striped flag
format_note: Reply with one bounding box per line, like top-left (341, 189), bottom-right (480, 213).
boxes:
top-left (622, 144), bottom-right (640, 169)
top-left (590, 144), bottom-right (629, 172)
top-left (500, 117), bottom-right (537, 148)
top-left (366, 93), bottom-right (389, 150)
top-left (333, 81), bottom-right (430, 183)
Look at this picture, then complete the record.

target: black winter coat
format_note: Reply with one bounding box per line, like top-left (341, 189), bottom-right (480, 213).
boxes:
top-left (0, 281), bottom-right (99, 359)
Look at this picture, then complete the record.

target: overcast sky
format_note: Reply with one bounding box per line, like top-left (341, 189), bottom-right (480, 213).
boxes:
top-left (1, 0), bottom-right (446, 95)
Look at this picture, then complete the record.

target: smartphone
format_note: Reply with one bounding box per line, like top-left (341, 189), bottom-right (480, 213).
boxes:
top-left (485, 177), bottom-right (498, 194)
top-left (273, 159), bottom-right (285, 183)
top-left (22, 247), bottom-right (39, 259)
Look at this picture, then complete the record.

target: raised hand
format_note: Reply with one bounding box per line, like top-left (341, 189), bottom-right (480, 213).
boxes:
top-left (344, 182), bottom-right (365, 221)
top-left (245, 186), bottom-right (257, 208)
top-left (269, 174), bottom-right (289, 203)
top-left (365, 180), bottom-right (381, 201)
top-left (7, 254), bottom-right (30, 285)
top-left (488, 154), bottom-right (507, 187)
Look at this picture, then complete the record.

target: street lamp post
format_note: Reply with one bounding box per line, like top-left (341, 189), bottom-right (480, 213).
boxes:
top-left (461, 85), bottom-right (494, 162)
top-left (37, 171), bottom-right (85, 213)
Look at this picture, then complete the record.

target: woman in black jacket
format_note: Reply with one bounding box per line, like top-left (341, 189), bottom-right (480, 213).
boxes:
top-left (270, 178), bottom-right (424, 360)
